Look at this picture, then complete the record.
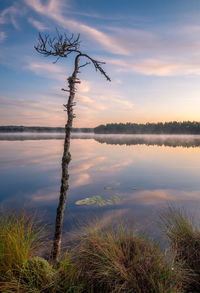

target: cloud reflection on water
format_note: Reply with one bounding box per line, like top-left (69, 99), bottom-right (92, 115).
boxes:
top-left (1, 133), bottom-right (200, 148)
top-left (0, 134), bottom-right (200, 238)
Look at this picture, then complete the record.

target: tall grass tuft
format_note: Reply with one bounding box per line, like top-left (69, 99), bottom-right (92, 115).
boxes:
top-left (70, 226), bottom-right (186, 293)
top-left (55, 252), bottom-right (84, 293)
top-left (0, 211), bottom-right (47, 289)
top-left (160, 206), bottom-right (200, 292)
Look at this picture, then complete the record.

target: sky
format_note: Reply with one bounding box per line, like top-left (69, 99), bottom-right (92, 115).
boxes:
top-left (0, 0), bottom-right (200, 127)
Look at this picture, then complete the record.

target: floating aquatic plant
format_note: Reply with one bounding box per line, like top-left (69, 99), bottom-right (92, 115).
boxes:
top-left (75, 195), bottom-right (121, 207)
top-left (104, 186), bottom-right (113, 190)
top-left (131, 187), bottom-right (142, 190)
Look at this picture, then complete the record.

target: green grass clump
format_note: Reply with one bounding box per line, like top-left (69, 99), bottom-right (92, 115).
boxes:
top-left (0, 209), bottom-right (198, 293)
top-left (70, 227), bottom-right (186, 293)
top-left (0, 212), bottom-right (45, 278)
top-left (0, 212), bottom-right (50, 292)
top-left (0, 257), bottom-right (55, 293)
top-left (54, 253), bottom-right (84, 293)
top-left (20, 256), bottom-right (55, 292)
top-left (160, 206), bottom-right (200, 292)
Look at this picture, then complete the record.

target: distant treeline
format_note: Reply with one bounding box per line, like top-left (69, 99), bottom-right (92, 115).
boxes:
top-left (0, 126), bottom-right (93, 133)
top-left (94, 121), bottom-right (200, 134)
top-left (2, 122), bottom-right (200, 134)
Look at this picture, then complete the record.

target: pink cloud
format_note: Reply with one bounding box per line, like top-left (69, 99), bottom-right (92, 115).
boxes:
top-left (0, 4), bottom-right (25, 29)
top-left (24, 0), bottom-right (129, 55)
top-left (107, 57), bottom-right (200, 76)
top-left (0, 32), bottom-right (6, 42)
top-left (28, 17), bottom-right (48, 31)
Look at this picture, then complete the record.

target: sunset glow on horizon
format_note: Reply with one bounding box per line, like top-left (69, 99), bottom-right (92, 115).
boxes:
top-left (0, 0), bottom-right (200, 127)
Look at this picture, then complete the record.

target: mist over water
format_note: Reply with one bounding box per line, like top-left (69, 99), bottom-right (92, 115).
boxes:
top-left (94, 134), bottom-right (200, 148)
top-left (0, 133), bottom-right (200, 241)
top-left (1, 133), bottom-right (200, 147)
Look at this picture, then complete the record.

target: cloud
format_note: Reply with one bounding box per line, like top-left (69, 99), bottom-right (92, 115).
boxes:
top-left (0, 94), bottom-right (66, 126)
top-left (71, 157), bottom-right (105, 174)
top-left (0, 4), bottom-right (25, 29)
top-left (77, 80), bottom-right (91, 93)
top-left (111, 97), bottom-right (134, 110)
top-left (97, 158), bottom-right (133, 172)
top-left (31, 187), bottom-right (59, 202)
top-left (78, 94), bottom-right (106, 110)
top-left (121, 189), bottom-right (200, 206)
top-left (26, 61), bottom-right (66, 81)
top-left (28, 17), bottom-right (48, 30)
top-left (71, 173), bottom-right (91, 188)
top-left (0, 32), bottom-right (6, 42)
top-left (24, 0), bottom-right (129, 55)
top-left (107, 57), bottom-right (200, 76)
top-left (24, 0), bottom-right (63, 15)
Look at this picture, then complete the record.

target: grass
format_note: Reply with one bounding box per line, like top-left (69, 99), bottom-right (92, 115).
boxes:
top-left (0, 207), bottom-right (199, 292)
top-left (0, 211), bottom-right (50, 292)
top-left (160, 206), bottom-right (200, 292)
top-left (54, 253), bottom-right (84, 293)
top-left (69, 226), bottom-right (186, 293)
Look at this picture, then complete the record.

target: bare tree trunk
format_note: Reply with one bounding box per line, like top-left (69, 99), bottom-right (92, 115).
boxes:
top-left (50, 55), bottom-right (80, 263)
top-left (34, 31), bottom-right (110, 264)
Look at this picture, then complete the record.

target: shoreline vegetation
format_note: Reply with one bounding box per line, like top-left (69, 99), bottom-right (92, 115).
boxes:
top-left (0, 126), bottom-right (93, 133)
top-left (0, 207), bottom-right (200, 292)
top-left (94, 121), bottom-right (200, 134)
top-left (0, 121), bottom-right (200, 134)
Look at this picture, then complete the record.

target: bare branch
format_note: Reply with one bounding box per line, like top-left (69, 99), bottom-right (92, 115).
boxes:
top-left (80, 54), bottom-right (111, 81)
top-left (34, 31), bottom-right (81, 60)
top-left (34, 30), bottom-right (111, 81)
top-left (78, 62), bottom-right (90, 69)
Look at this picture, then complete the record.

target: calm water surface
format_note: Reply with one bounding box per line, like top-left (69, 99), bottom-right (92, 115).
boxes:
top-left (0, 133), bottom-right (200, 241)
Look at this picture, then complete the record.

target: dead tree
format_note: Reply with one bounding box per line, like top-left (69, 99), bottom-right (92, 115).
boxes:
top-left (34, 30), bottom-right (110, 263)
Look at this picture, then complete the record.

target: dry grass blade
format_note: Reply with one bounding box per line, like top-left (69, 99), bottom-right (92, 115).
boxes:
top-left (0, 211), bottom-right (46, 281)
top-left (69, 225), bottom-right (186, 293)
top-left (160, 206), bottom-right (200, 292)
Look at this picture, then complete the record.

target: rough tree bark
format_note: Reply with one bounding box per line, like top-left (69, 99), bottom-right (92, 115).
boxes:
top-left (34, 31), bottom-right (110, 264)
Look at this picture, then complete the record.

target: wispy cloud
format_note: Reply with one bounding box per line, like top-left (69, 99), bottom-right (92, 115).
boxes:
top-left (77, 80), bottom-right (91, 93)
top-left (107, 57), bottom-right (200, 76)
top-left (111, 97), bottom-right (134, 110)
top-left (0, 94), bottom-right (66, 126)
top-left (71, 173), bottom-right (91, 188)
top-left (78, 94), bottom-right (106, 110)
top-left (28, 17), bottom-right (48, 31)
top-left (32, 187), bottom-right (58, 202)
top-left (24, 0), bottom-right (200, 74)
top-left (0, 4), bottom-right (25, 29)
top-left (71, 157), bottom-right (105, 174)
top-left (0, 32), bottom-right (6, 42)
top-left (24, 0), bottom-right (129, 55)
top-left (26, 61), bottom-right (66, 81)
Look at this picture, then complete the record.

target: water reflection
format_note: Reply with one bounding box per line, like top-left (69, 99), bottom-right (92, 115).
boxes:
top-left (1, 133), bottom-right (200, 148)
top-left (95, 134), bottom-right (200, 148)
top-left (0, 134), bottom-right (200, 241)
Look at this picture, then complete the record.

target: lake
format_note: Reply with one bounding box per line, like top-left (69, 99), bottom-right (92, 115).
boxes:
top-left (0, 133), bottom-right (200, 242)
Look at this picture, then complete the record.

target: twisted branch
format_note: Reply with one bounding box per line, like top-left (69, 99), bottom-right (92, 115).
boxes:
top-left (34, 31), bottom-right (111, 81)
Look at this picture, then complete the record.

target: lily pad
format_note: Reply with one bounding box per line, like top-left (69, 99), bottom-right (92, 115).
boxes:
top-left (104, 186), bottom-right (113, 190)
top-left (75, 195), bottom-right (121, 207)
top-left (131, 187), bottom-right (142, 190)
top-left (76, 197), bottom-right (97, 205)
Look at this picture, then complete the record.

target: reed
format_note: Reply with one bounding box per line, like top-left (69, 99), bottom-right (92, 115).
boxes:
top-left (160, 206), bottom-right (200, 292)
top-left (69, 226), bottom-right (186, 293)
top-left (0, 209), bottom-right (197, 292)
top-left (0, 212), bottom-right (50, 292)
